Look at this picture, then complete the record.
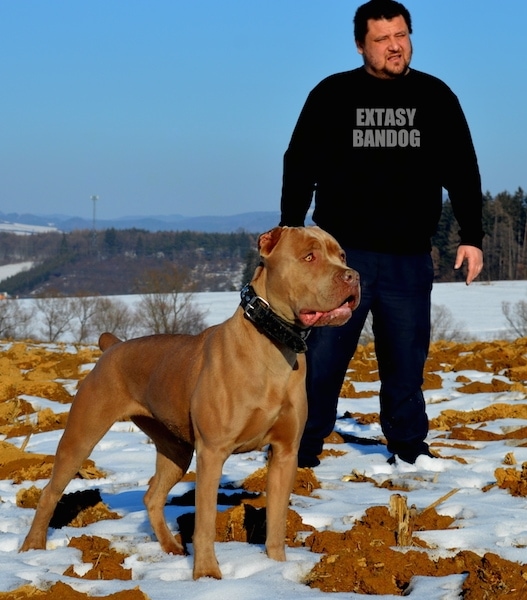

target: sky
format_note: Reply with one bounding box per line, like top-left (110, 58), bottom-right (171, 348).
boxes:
top-left (1, 0), bottom-right (526, 220)
top-left (3, 281), bottom-right (527, 598)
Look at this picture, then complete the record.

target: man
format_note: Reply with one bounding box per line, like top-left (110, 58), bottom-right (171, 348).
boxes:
top-left (280, 0), bottom-right (484, 467)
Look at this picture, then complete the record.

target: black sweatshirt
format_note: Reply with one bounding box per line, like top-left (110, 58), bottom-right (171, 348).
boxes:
top-left (280, 67), bottom-right (484, 254)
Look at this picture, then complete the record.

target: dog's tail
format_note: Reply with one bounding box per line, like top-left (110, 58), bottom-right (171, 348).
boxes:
top-left (98, 332), bottom-right (122, 352)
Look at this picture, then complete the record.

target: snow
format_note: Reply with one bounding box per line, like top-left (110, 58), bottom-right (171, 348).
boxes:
top-left (0, 261), bottom-right (33, 287)
top-left (0, 222), bottom-right (57, 235)
top-left (1, 279), bottom-right (527, 598)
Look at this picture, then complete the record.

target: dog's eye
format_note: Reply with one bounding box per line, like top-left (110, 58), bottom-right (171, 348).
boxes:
top-left (340, 252), bottom-right (346, 263)
top-left (304, 253), bottom-right (314, 262)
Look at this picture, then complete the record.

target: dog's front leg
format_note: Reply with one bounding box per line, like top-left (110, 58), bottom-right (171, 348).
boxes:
top-left (192, 445), bottom-right (224, 580)
top-left (264, 442), bottom-right (298, 562)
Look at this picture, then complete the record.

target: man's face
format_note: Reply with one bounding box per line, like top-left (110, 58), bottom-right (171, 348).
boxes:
top-left (356, 15), bottom-right (412, 79)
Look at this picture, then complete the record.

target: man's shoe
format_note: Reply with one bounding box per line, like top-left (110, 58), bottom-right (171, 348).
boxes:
top-left (298, 456), bottom-right (321, 468)
top-left (387, 448), bottom-right (436, 465)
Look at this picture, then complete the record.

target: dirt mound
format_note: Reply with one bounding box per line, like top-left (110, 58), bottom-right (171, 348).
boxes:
top-left (304, 499), bottom-right (527, 597)
top-left (0, 582), bottom-right (148, 600)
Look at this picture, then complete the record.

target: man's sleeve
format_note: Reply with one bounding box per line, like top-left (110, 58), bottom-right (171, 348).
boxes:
top-left (279, 88), bottom-right (321, 226)
top-left (441, 93), bottom-right (485, 249)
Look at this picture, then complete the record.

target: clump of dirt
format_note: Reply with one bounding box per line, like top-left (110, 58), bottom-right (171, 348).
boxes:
top-left (493, 462), bottom-right (527, 496)
top-left (63, 535), bottom-right (132, 581)
top-left (17, 487), bottom-right (121, 528)
top-left (0, 343), bottom-right (99, 407)
top-left (2, 406), bottom-right (70, 438)
top-left (342, 411), bottom-right (379, 425)
top-left (341, 469), bottom-right (411, 492)
top-left (427, 338), bottom-right (527, 376)
top-left (1, 439), bottom-right (105, 485)
top-left (0, 440), bottom-right (55, 483)
top-left (0, 582), bottom-right (148, 600)
top-left (0, 397), bottom-right (35, 429)
top-left (304, 502), bottom-right (527, 597)
top-left (305, 503), bottom-right (450, 594)
top-left (1, 342), bottom-right (99, 377)
top-left (340, 379), bottom-right (377, 398)
top-left (430, 403), bottom-right (527, 432)
top-left (213, 503), bottom-right (315, 548)
top-left (0, 344), bottom-right (101, 445)
top-left (456, 378), bottom-right (520, 394)
top-left (423, 371), bottom-right (443, 390)
top-left (240, 465), bottom-right (321, 497)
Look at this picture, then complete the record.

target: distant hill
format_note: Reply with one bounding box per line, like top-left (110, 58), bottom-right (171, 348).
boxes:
top-left (0, 211), bottom-right (292, 234)
top-left (0, 210), bottom-right (319, 297)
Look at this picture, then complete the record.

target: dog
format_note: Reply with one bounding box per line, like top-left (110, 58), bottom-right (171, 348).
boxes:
top-left (20, 226), bottom-right (360, 580)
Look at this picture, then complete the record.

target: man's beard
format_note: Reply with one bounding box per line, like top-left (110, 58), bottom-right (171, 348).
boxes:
top-left (366, 53), bottom-right (410, 80)
top-left (382, 60), bottom-right (410, 78)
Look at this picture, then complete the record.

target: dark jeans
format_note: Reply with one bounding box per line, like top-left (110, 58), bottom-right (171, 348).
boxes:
top-left (299, 249), bottom-right (433, 466)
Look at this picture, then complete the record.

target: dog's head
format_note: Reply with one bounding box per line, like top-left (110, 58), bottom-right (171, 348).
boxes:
top-left (253, 226), bottom-right (360, 328)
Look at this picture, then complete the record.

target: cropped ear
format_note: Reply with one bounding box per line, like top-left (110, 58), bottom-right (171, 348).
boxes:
top-left (258, 226), bottom-right (285, 258)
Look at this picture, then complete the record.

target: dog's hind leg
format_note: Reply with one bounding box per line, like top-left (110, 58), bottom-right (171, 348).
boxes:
top-left (132, 415), bottom-right (194, 555)
top-left (144, 446), bottom-right (193, 555)
top-left (20, 420), bottom-right (116, 551)
top-left (20, 379), bottom-right (131, 552)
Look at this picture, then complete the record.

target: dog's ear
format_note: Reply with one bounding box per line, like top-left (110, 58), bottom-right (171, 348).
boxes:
top-left (258, 227), bottom-right (284, 258)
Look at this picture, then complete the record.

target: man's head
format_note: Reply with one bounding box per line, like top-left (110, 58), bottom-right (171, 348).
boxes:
top-left (354, 0), bottom-right (413, 79)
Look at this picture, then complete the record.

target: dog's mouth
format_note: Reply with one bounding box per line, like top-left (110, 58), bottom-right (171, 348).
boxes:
top-left (298, 294), bottom-right (359, 328)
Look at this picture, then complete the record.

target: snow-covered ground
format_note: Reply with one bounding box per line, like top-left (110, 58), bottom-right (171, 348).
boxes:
top-left (1, 271), bottom-right (527, 598)
top-left (0, 221), bottom-right (57, 235)
top-left (0, 261), bottom-right (33, 287)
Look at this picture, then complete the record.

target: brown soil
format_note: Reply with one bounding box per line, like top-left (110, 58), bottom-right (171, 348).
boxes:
top-left (3, 338), bottom-right (527, 598)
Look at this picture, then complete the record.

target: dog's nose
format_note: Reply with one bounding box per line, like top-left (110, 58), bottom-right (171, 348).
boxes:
top-left (342, 269), bottom-right (360, 284)
top-left (345, 270), bottom-right (361, 310)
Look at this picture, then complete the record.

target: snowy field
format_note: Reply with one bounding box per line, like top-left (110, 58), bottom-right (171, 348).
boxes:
top-left (1, 263), bottom-right (527, 598)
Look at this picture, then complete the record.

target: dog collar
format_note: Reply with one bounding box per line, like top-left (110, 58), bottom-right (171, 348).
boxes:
top-left (239, 284), bottom-right (310, 354)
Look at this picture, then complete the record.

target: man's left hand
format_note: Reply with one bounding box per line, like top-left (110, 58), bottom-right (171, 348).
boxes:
top-left (454, 245), bottom-right (483, 285)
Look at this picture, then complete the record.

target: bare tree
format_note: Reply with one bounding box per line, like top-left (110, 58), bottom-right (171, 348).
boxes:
top-left (35, 294), bottom-right (76, 342)
top-left (0, 300), bottom-right (34, 340)
top-left (89, 297), bottom-right (138, 341)
top-left (502, 299), bottom-right (527, 338)
top-left (68, 294), bottom-right (102, 344)
top-left (135, 291), bottom-right (206, 335)
top-left (430, 303), bottom-right (467, 342)
top-left (135, 266), bottom-right (207, 335)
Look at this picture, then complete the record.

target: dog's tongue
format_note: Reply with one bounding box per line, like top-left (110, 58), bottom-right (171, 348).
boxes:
top-left (298, 311), bottom-right (324, 327)
top-left (299, 304), bottom-right (352, 327)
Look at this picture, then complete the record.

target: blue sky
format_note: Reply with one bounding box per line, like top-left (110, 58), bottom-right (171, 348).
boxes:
top-left (1, 0), bottom-right (526, 220)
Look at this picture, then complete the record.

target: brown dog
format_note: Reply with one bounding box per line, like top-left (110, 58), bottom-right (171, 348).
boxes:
top-left (20, 226), bottom-right (360, 580)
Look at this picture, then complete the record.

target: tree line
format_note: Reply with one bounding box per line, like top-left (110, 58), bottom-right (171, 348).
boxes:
top-left (0, 228), bottom-right (256, 264)
top-left (432, 187), bottom-right (527, 282)
top-left (0, 229), bottom-right (258, 297)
